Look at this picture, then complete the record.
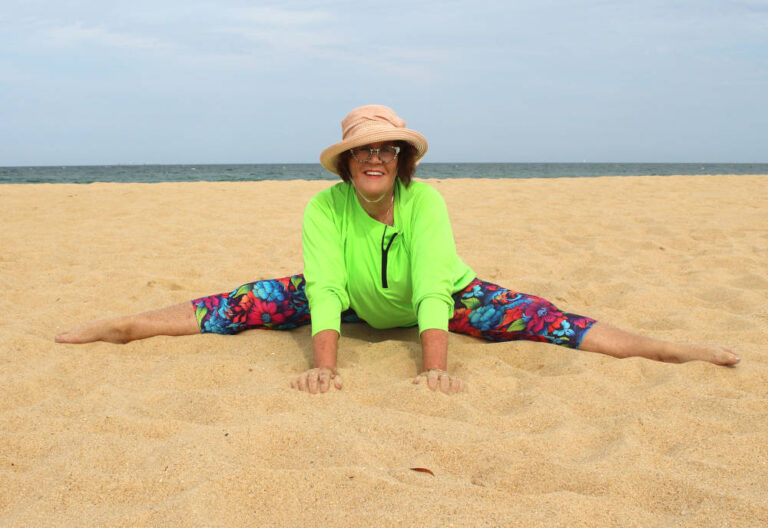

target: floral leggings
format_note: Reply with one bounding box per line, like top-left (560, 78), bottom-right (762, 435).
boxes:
top-left (192, 275), bottom-right (597, 349)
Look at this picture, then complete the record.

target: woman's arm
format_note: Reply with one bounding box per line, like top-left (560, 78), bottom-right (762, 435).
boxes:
top-left (407, 185), bottom-right (467, 394)
top-left (293, 188), bottom-right (347, 394)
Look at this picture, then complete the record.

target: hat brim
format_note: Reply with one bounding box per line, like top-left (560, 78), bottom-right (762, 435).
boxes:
top-left (319, 127), bottom-right (428, 175)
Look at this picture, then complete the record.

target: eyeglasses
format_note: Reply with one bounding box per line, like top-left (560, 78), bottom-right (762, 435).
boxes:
top-left (349, 145), bottom-right (401, 164)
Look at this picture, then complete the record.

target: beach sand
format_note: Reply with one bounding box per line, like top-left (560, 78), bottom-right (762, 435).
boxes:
top-left (1, 175), bottom-right (767, 527)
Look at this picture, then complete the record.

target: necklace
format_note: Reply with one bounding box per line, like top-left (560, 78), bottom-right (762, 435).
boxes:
top-left (380, 195), bottom-right (394, 226)
top-left (367, 194), bottom-right (394, 225)
top-left (356, 189), bottom-right (388, 203)
top-left (355, 187), bottom-right (394, 225)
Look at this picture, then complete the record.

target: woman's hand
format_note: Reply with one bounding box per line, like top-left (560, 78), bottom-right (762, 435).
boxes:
top-left (413, 369), bottom-right (464, 394)
top-left (291, 367), bottom-right (342, 394)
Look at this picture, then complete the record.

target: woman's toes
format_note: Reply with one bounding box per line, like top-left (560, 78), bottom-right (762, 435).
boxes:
top-left (715, 348), bottom-right (740, 366)
top-left (54, 330), bottom-right (79, 343)
top-left (691, 345), bottom-right (740, 366)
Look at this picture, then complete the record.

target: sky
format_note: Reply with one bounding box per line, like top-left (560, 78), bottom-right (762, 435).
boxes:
top-left (1, 0), bottom-right (767, 165)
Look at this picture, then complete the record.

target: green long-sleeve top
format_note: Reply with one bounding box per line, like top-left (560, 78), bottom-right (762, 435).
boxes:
top-left (302, 179), bottom-right (475, 336)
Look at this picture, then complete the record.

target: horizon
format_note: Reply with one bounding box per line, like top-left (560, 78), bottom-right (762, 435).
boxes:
top-left (4, 160), bottom-right (768, 169)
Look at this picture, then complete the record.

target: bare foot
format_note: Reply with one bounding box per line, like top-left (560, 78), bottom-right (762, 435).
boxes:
top-left (660, 343), bottom-right (740, 366)
top-left (55, 318), bottom-right (130, 344)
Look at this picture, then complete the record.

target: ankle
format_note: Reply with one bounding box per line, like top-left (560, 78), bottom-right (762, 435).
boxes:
top-left (656, 341), bottom-right (690, 363)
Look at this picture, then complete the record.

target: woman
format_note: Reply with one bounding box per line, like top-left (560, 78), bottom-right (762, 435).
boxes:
top-left (56, 105), bottom-right (740, 393)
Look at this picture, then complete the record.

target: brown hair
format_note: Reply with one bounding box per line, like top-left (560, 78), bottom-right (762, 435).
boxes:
top-left (335, 141), bottom-right (418, 188)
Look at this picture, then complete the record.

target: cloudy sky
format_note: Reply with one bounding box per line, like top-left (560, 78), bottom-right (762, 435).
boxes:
top-left (1, 0), bottom-right (766, 165)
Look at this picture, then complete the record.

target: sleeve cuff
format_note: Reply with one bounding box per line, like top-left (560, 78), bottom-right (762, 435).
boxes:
top-left (417, 297), bottom-right (451, 334)
top-left (309, 298), bottom-right (343, 336)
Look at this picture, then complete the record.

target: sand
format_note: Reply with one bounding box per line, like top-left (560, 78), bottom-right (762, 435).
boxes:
top-left (1, 175), bottom-right (767, 527)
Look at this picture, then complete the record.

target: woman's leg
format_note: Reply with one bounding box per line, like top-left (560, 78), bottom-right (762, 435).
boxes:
top-left (579, 322), bottom-right (739, 365)
top-left (449, 278), bottom-right (596, 348)
top-left (193, 274), bottom-right (310, 334)
top-left (449, 278), bottom-right (739, 366)
top-left (55, 302), bottom-right (198, 344)
top-left (56, 274), bottom-right (311, 344)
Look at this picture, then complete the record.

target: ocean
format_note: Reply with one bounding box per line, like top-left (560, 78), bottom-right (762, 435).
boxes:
top-left (1, 163), bottom-right (767, 184)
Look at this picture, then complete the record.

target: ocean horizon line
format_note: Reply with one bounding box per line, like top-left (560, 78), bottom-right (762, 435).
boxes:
top-left (2, 162), bottom-right (767, 184)
top-left (2, 161), bottom-right (767, 169)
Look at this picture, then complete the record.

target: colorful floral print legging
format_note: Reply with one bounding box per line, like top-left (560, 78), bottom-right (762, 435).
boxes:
top-left (192, 275), bottom-right (597, 349)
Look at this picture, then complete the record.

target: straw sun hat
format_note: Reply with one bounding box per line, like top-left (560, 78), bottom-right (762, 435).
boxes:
top-left (319, 105), bottom-right (428, 175)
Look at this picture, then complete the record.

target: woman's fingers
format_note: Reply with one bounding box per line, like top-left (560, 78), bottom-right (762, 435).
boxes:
top-left (290, 370), bottom-right (311, 392)
top-left (331, 369), bottom-right (343, 390)
top-left (294, 368), bottom-right (463, 394)
top-left (291, 368), bottom-right (342, 394)
top-left (422, 369), bottom-right (436, 391)
top-left (413, 370), bottom-right (465, 394)
top-left (439, 372), bottom-right (451, 393)
top-left (298, 371), bottom-right (309, 392)
top-left (308, 369), bottom-right (319, 393)
top-left (317, 369), bottom-right (329, 392)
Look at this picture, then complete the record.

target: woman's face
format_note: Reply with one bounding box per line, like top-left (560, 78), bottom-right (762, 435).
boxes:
top-left (347, 142), bottom-right (399, 202)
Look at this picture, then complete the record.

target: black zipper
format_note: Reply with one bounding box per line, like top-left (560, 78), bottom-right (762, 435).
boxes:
top-left (380, 226), bottom-right (398, 288)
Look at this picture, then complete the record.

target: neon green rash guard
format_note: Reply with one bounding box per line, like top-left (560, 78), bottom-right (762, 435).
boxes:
top-left (302, 179), bottom-right (475, 336)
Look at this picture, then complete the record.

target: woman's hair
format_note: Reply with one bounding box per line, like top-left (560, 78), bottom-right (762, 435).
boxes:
top-left (335, 141), bottom-right (418, 187)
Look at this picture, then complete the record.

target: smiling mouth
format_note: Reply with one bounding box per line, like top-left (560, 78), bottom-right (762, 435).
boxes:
top-left (364, 171), bottom-right (384, 176)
